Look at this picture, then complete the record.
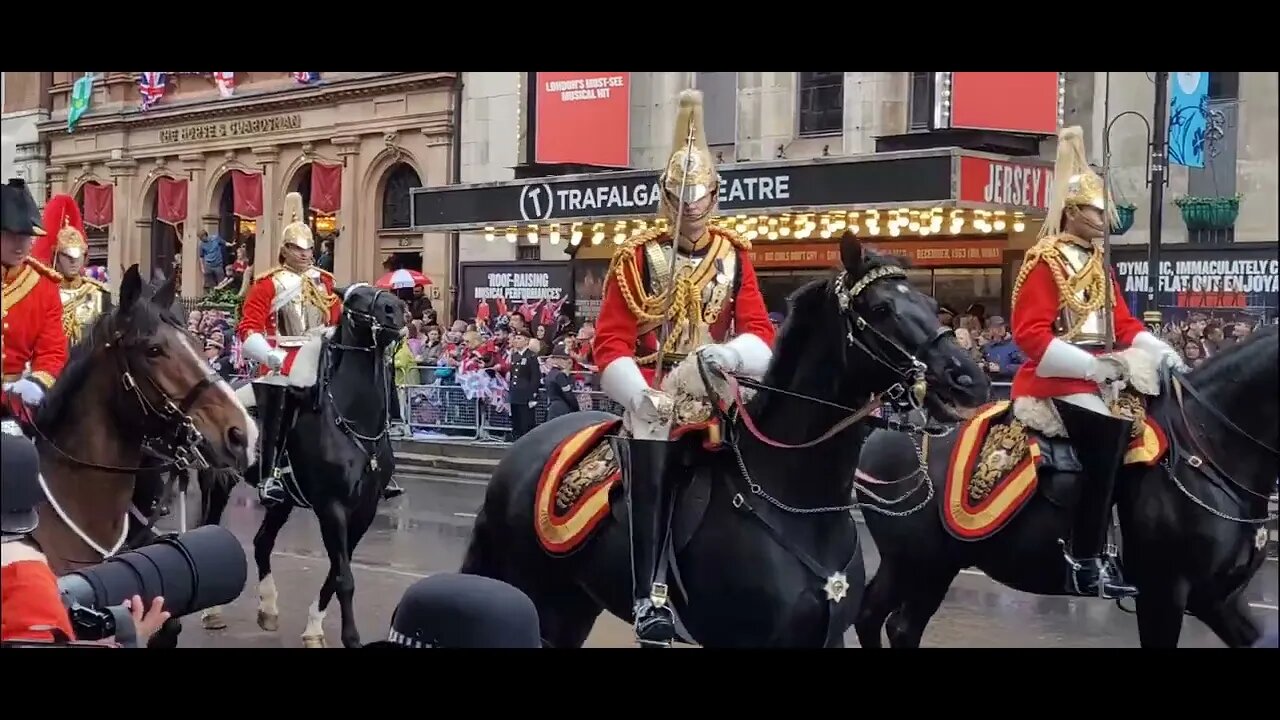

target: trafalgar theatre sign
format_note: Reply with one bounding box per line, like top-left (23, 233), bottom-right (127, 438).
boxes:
top-left (410, 153), bottom-right (955, 231)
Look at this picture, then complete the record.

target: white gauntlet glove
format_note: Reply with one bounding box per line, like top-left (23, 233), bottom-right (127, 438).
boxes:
top-left (698, 344), bottom-right (742, 374)
top-left (1131, 331), bottom-right (1189, 372)
top-left (2, 378), bottom-right (45, 406)
top-left (243, 332), bottom-right (287, 371)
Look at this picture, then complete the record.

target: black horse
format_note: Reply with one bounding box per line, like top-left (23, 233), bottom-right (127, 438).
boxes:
top-left (854, 323), bottom-right (1279, 648)
top-left (460, 236), bottom-right (990, 647)
top-left (210, 283), bottom-right (405, 648)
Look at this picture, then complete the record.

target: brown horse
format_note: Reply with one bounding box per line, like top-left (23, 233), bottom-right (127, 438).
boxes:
top-left (26, 265), bottom-right (255, 578)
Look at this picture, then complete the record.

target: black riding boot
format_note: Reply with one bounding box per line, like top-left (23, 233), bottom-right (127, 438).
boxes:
top-left (252, 383), bottom-right (289, 507)
top-left (382, 381), bottom-right (404, 500)
top-left (1053, 398), bottom-right (1139, 599)
top-left (620, 436), bottom-right (677, 647)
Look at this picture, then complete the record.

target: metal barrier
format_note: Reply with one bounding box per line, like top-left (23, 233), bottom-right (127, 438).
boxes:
top-left (398, 365), bottom-right (1012, 443)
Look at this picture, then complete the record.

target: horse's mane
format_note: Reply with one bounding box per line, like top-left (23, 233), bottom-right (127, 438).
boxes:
top-left (1186, 322), bottom-right (1278, 387)
top-left (755, 250), bottom-right (909, 412)
top-left (35, 289), bottom-right (184, 433)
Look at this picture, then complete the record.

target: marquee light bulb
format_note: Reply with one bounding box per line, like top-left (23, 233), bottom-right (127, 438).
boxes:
top-left (506, 232), bottom-right (517, 243)
top-left (613, 233), bottom-right (625, 244)
top-left (1013, 221), bottom-right (1026, 232)
top-left (592, 232), bottom-right (604, 245)
top-left (484, 232), bottom-right (495, 242)
top-left (527, 231), bottom-right (538, 244)
top-left (549, 231), bottom-right (560, 244)
top-left (994, 220), bottom-right (1006, 231)
top-left (570, 231), bottom-right (582, 246)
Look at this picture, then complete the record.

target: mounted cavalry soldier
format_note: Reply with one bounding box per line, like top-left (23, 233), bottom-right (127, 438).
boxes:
top-left (2, 179), bottom-right (69, 420)
top-left (593, 90), bottom-right (776, 646)
top-left (30, 194), bottom-right (112, 347)
top-left (1009, 126), bottom-right (1185, 600)
top-left (236, 192), bottom-right (403, 506)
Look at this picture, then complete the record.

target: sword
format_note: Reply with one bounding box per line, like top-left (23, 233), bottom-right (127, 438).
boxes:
top-left (650, 110), bottom-right (699, 389)
top-left (1100, 74), bottom-right (1120, 406)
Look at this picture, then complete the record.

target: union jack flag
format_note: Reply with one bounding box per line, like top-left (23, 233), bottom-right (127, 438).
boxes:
top-left (137, 72), bottom-right (167, 110)
top-left (291, 72), bottom-right (321, 85)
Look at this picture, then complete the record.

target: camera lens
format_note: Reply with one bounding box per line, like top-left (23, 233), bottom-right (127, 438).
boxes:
top-left (58, 525), bottom-right (246, 618)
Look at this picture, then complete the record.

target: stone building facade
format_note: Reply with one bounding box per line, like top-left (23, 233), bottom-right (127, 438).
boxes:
top-left (458, 71), bottom-right (1278, 263)
top-left (33, 72), bottom-right (458, 302)
top-left (2, 71), bottom-right (52, 203)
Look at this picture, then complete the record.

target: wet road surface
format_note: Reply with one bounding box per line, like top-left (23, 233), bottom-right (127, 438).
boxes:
top-left (158, 476), bottom-right (1278, 648)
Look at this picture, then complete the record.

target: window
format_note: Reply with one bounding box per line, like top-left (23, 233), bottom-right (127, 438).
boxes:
top-left (908, 72), bottom-right (934, 131)
top-left (380, 162), bottom-right (422, 230)
top-left (797, 72), bottom-right (843, 137)
top-left (1208, 72), bottom-right (1238, 100)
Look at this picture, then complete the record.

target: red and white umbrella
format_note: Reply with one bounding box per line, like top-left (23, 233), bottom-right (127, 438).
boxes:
top-left (374, 269), bottom-right (431, 290)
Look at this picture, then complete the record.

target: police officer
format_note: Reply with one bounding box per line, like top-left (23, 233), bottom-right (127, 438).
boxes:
top-left (365, 574), bottom-right (542, 648)
top-left (507, 328), bottom-right (542, 440)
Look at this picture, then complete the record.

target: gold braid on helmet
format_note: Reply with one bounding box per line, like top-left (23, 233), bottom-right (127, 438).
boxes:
top-left (607, 226), bottom-right (750, 365)
top-left (1011, 236), bottom-right (1113, 342)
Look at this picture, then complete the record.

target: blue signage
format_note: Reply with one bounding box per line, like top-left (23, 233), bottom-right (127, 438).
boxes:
top-left (1168, 72), bottom-right (1209, 169)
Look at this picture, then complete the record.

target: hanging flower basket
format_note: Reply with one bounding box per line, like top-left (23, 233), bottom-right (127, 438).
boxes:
top-left (1174, 194), bottom-right (1241, 231)
top-left (1111, 203), bottom-right (1136, 235)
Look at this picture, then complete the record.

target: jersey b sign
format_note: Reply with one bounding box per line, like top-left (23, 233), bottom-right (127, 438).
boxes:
top-left (958, 156), bottom-right (1052, 211)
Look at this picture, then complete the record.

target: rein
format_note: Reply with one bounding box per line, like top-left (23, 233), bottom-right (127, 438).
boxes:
top-left (1161, 374), bottom-right (1278, 524)
top-left (697, 264), bottom-right (957, 519)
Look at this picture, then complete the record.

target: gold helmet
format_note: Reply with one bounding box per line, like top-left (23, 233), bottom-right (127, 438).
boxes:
top-left (659, 90), bottom-right (718, 218)
top-left (1041, 125), bottom-right (1117, 237)
top-left (280, 191), bottom-right (314, 251)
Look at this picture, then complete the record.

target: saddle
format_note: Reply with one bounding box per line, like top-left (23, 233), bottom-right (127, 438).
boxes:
top-left (533, 404), bottom-right (725, 557)
top-left (940, 390), bottom-right (1168, 542)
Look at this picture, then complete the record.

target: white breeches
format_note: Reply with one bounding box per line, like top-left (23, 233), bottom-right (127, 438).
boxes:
top-left (235, 383), bottom-right (256, 409)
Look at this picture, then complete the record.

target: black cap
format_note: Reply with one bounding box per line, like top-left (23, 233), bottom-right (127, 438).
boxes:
top-left (365, 574), bottom-right (542, 648)
top-left (1, 431), bottom-right (44, 537)
top-left (549, 342), bottom-right (570, 359)
top-left (1, 178), bottom-right (45, 236)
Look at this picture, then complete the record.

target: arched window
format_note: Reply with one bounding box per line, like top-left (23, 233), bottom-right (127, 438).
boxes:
top-left (380, 162), bottom-right (421, 230)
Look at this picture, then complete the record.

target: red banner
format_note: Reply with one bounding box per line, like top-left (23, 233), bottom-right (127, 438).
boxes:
top-left (958, 156), bottom-right (1053, 211)
top-left (534, 72), bottom-right (631, 167)
top-left (309, 162), bottom-right (342, 215)
top-left (154, 177), bottom-right (188, 226)
top-left (950, 72), bottom-right (1060, 135)
top-left (81, 182), bottom-right (114, 228)
top-left (749, 239), bottom-right (1007, 269)
top-left (231, 170), bottom-right (263, 219)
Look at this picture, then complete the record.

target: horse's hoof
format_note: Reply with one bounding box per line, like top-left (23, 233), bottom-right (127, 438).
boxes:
top-left (257, 611), bottom-right (279, 632)
top-left (202, 610), bottom-right (227, 631)
top-left (302, 635), bottom-right (326, 649)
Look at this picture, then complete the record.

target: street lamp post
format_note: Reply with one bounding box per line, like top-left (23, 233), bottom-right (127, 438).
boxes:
top-left (1145, 71), bottom-right (1171, 333)
top-left (1101, 72), bottom-right (1172, 336)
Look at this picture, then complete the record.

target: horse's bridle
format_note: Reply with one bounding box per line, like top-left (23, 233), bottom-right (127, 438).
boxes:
top-left (33, 328), bottom-right (222, 474)
top-left (713, 264), bottom-right (955, 452)
top-left (324, 286), bottom-right (397, 456)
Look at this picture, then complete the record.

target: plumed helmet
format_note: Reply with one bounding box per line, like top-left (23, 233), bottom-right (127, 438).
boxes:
top-left (1041, 126), bottom-right (1117, 237)
top-left (659, 90), bottom-right (718, 216)
top-left (32, 194), bottom-right (88, 265)
top-left (280, 191), bottom-right (313, 251)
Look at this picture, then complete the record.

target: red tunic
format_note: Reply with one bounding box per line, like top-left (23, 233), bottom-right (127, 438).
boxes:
top-left (2, 258), bottom-right (69, 391)
top-left (1010, 258), bottom-right (1144, 399)
top-left (1, 558), bottom-right (76, 643)
top-left (237, 266), bottom-right (342, 376)
top-left (594, 239), bottom-right (775, 386)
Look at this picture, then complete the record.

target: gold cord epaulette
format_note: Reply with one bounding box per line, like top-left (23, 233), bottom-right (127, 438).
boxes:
top-left (1011, 234), bottom-right (1112, 342)
top-left (711, 225), bottom-right (752, 251)
top-left (302, 272), bottom-right (339, 310)
top-left (24, 257), bottom-right (60, 282)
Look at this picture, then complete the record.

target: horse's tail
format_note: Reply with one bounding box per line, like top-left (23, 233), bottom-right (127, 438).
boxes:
top-left (459, 505), bottom-right (501, 579)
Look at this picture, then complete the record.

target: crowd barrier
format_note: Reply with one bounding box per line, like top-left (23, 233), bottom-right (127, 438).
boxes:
top-left (396, 364), bottom-right (1012, 443)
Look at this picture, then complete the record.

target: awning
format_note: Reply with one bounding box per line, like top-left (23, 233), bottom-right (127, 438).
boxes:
top-left (411, 147), bottom-right (1052, 243)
